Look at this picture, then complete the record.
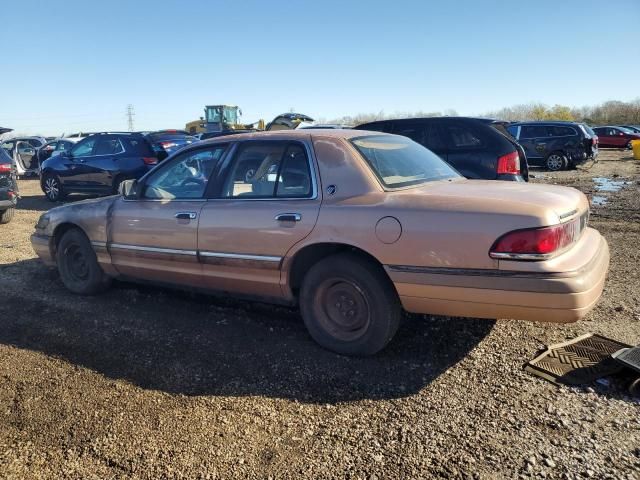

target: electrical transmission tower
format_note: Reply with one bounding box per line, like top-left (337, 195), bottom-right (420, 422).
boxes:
top-left (126, 104), bottom-right (135, 131)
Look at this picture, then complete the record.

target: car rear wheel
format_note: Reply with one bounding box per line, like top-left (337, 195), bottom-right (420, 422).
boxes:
top-left (546, 153), bottom-right (567, 171)
top-left (0, 207), bottom-right (15, 224)
top-left (300, 253), bottom-right (401, 356)
top-left (43, 174), bottom-right (66, 202)
top-left (56, 228), bottom-right (111, 295)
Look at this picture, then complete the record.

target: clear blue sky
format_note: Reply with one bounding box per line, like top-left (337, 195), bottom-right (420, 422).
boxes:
top-left (1, 0), bottom-right (638, 135)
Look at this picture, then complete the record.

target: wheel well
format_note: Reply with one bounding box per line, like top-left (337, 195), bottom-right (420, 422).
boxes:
top-left (51, 222), bottom-right (83, 255)
top-left (288, 243), bottom-right (391, 297)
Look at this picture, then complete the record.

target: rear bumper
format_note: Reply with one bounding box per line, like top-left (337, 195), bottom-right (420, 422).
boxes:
top-left (31, 233), bottom-right (56, 267)
top-left (386, 231), bottom-right (609, 323)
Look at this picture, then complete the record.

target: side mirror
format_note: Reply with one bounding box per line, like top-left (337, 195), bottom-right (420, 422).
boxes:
top-left (119, 179), bottom-right (139, 198)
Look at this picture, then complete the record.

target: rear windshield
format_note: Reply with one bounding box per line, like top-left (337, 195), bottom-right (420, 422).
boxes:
top-left (351, 135), bottom-right (459, 188)
top-left (578, 124), bottom-right (595, 136)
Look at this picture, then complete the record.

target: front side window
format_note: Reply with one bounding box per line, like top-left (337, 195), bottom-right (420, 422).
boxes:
top-left (519, 125), bottom-right (548, 139)
top-left (222, 142), bottom-right (313, 198)
top-left (351, 135), bottom-right (459, 188)
top-left (71, 137), bottom-right (97, 156)
top-left (143, 146), bottom-right (226, 200)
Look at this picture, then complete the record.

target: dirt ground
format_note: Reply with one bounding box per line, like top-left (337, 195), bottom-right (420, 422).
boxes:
top-left (0, 150), bottom-right (639, 479)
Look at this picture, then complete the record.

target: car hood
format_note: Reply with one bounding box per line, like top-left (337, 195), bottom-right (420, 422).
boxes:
top-left (386, 179), bottom-right (589, 227)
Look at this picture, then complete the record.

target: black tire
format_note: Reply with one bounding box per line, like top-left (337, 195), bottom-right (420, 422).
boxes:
top-left (56, 228), bottom-right (111, 295)
top-left (300, 253), bottom-right (401, 356)
top-left (0, 207), bottom-right (15, 224)
top-left (545, 152), bottom-right (568, 171)
top-left (627, 141), bottom-right (633, 150)
top-left (42, 173), bottom-right (66, 202)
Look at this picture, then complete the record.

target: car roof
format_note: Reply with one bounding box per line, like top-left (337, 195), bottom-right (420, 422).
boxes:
top-left (509, 120), bottom-right (579, 126)
top-left (197, 128), bottom-right (386, 146)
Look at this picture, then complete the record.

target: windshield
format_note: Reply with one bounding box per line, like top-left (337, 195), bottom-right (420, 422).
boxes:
top-left (351, 135), bottom-right (460, 188)
top-left (223, 108), bottom-right (238, 125)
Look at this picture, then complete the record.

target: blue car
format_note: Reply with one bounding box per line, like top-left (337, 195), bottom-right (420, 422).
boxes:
top-left (40, 132), bottom-right (159, 202)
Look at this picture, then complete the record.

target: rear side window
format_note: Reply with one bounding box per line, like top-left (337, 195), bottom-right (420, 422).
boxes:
top-left (445, 124), bottom-right (484, 148)
top-left (506, 125), bottom-right (519, 137)
top-left (94, 137), bottom-right (125, 155)
top-left (550, 126), bottom-right (576, 137)
top-left (393, 121), bottom-right (427, 144)
top-left (221, 142), bottom-right (313, 199)
top-left (122, 137), bottom-right (155, 156)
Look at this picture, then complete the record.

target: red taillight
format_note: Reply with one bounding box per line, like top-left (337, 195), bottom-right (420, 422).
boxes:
top-left (143, 157), bottom-right (158, 165)
top-left (0, 163), bottom-right (11, 173)
top-left (490, 216), bottom-right (585, 260)
top-left (497, 151), bottom-right (520, 175)
top-left (592, 136), bottom-right (598, 146)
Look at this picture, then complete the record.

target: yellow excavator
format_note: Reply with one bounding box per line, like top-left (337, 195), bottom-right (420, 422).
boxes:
top-left (185, 105), bottom-right (313, 136)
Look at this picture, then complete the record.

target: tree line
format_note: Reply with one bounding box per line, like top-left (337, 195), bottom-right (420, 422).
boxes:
top-left (326, 99), bottom-right (640, 126)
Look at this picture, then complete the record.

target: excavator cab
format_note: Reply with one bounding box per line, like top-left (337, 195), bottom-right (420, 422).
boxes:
top-left (204, 105), bottom-right (241, 133)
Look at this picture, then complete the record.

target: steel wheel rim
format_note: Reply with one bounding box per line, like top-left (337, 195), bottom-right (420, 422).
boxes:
top-left (547, 155), bottom-right (562, 170)
top-left (44, 177), bottom-right (59, 199)
top-left (316, 278), bottom-right (370, 341)
top-left (64, 244), bottom-right (89, 281)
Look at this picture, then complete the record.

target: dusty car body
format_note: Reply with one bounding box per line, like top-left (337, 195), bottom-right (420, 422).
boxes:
top-left (31, 129), bottom-right (609, 355)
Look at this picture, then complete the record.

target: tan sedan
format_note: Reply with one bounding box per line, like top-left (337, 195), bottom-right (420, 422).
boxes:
top-left (31, 130), bottom-right (609, 355)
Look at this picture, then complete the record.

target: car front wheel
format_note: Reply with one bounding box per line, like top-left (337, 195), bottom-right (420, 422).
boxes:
top-left (546, 153), bottom-right (567, 171)
top-left (627, 141), bottom-right (634, 150)
top-left (42, 174), bottom-right (66, 202)
top-left (300, 253), bottom-right (401, 356)
top-left (56, 228), bottom-right (111, 295)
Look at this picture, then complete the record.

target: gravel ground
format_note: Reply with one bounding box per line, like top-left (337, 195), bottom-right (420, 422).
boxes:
top-left (0, 150), bottom-right (639, 479)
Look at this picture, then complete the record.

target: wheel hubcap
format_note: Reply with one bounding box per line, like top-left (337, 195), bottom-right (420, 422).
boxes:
top-left (318, 279), bottom-right (370, 341)
top-left (65, 244), bottom-right (89, 281)
top-left (548, 155), bottom-right (562, 170)
top-left (44, 178), bottom-right (58, 198)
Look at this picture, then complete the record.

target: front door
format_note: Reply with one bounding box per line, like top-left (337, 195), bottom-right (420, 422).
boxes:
top-left (518, 125), bottom-right (549, 162)
top-left (65, 136), bottom-right (99, 188)
top-left (108, 144), bottom-right (228, 287)
top-left (197, 140), bottom-right (321, 298)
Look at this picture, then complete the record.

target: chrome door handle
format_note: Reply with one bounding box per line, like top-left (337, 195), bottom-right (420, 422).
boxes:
top-left (175, 211), bottom-right (197, 220)
top-left (274, 213), bottom-right (301, 222)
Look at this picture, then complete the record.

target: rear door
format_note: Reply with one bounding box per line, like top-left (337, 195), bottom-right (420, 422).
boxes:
top-left (108, 145), bottom-right (227, 286)
top-left (197, 140), bottom-right (321, 298)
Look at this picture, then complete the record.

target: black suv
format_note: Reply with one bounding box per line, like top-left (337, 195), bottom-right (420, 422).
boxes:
top-left (506, 121), bottom-right (598, 171)
top-left (355, 117), bottom-right (528, 181)
top-left (40, 132), bottom-right (159, 202)
top-left (0, 135), bottom-right (18, 224)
